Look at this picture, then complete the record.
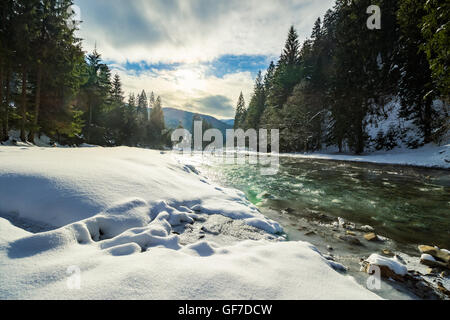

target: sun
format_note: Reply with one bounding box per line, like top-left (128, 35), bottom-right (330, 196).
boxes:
top-left (174, 67), bottom-right (206, 93)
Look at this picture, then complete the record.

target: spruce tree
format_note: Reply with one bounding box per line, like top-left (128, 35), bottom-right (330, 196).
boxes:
top-left (421, 0), bottom-right (450, 103)
top-left (112, 74), bottom-right (124, 103)
top-left (397, 0), bottom-right (435, 145)
top-left (245, 71), bottom-right (266, 130)
top-left (233, 92), bottom-right (246, 129)
top-left (267, 26), bottom-right (302, 109)
top-left (149, 96), bottom-right (165, 146)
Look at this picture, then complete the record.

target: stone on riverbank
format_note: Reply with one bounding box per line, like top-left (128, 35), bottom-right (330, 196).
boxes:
top-left (418, 245), bottom-right (450, 264)
top-left (362, 254), bottom-right (408, 281)
top-left (382, 249), bottom-right (395, 257)
top-left (420, 254), bottom-right (449, 269)
top-left (338, 235), bottom-right (362, 246)
top-left (360, 225), bottom-right (375, 232)
top-left (364, 233), bottom-right (380, 242)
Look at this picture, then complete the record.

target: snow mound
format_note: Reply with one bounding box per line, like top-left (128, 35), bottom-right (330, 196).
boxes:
top-left (366, 254), bottom-right (408, 276)
top-left (0, 147), bottom-right (281, 234)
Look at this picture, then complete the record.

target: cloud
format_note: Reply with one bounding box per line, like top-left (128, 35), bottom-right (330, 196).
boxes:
top-left (110, 63), bottom-right (254, 119)
top-left (75, 0), bottom-right (334, 64)
top-left (74, 0), bottom-right (335, 118)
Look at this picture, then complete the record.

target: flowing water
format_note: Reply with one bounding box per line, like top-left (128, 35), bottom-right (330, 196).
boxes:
top-left (197, 156), bottom-right (450, 250)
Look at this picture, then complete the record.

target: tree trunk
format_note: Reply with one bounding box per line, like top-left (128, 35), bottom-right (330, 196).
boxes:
top-left (423, 99), bottom-right (432, 144)
top-left (28, 64), bottom-right (42, 143)
top-left (4, 67), bottom-right (10, 141)
top-left (356, 118), bottom-right (364, 155)
top-left (20, 66), bottom-right (28, 142)
top-left (338, 137), bottom-right (343, 153)
top-left (0, 62), bottom-right (3, 141)
top-left (87, 100), bottom-right (92, 143)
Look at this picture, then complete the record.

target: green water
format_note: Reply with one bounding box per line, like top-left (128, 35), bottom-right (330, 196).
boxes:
top-left (200, 157), bottom-right (450, 249)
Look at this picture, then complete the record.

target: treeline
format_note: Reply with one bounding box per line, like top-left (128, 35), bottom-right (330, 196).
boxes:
top-left (235, 0), bottom-right (449, 154)
top-left (0, 0), bottom-right (169, 147)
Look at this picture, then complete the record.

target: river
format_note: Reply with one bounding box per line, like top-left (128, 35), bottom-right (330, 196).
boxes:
top-left (197, 156), bottom-right (450, 250)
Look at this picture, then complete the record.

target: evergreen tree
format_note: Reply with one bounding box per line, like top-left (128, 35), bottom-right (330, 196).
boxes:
top-left (111, 74), bottom-right (124, 103)
top-left (148, 91), bottom-right (155, 121)
top-left (244, 71), bottom-right (266, 130)
top-left (149, 96), bottom-right (165, 146)
top-left (397, 0), bottom-right (435, 145)
top-left (267, 26), bottom-right (302, 110)
top-left (233, 92), bottom-right (246, 129)
top-left (421, 0), bottom-right (450, 103)
top-left (138, 90), bottom-right (148, 109)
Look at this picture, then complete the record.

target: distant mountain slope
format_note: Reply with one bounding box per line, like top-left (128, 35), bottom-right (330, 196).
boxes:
top-left (221, 119), bottom-right (235, 127)
top-left (162, 108), bottom-right (233, 134)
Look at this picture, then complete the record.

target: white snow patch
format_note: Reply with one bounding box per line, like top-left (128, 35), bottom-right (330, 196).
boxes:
top-left (282, 143), bottom-right (449, 169)
top-left (420, 254), bottom-right (436, 263)
top-left (366, 254), bottom-right (408, 276)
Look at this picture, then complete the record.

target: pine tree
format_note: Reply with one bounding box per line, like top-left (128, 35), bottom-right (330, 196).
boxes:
top-left (233, 92), bottom-right (246, 129)
top-left (148, 91), bottom-right (155, 121)
top-left (112, 74), bottom-right (124, 103)
top-left (149, 96), bottom-right (165, 146)
top-left (280, 26), bottom-right (301, 66)
top-left (138, 90), bottom-right (148, 109)
top-left (245, 71), bottom-right (266, 129)
top-left (128, 93), bottom-right (136, 108)
top-left (267, 26), bottom-right (302, 109)
top-left (421, 0), bottom-right (450, 103)
top-left (311, 18), bottom-right (322, 41)
top-left (397, 0), bottom-right (435, 145)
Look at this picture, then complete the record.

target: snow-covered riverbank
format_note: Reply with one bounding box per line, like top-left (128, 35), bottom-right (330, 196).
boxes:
top-left (283, 143), bottom-right (450, 170)
top-left (0, 146), bottom-right (380, 299)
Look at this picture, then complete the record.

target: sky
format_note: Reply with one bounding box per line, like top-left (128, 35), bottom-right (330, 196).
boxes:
top-left (74, 0), bottom-right (335, 119)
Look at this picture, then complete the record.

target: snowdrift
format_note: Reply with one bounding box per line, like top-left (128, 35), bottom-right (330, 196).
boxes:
top-left (0, 146), bottom-right (379, 299)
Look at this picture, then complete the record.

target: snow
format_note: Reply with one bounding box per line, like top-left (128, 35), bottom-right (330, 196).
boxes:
top-left (0, 147), bottom-right (280, 233)
top-left (366, 254), bottom-right (408, 276)
top-left (282, 143), bottom-right (449, 169)
top-left (0, 146), bottom-right (380, 300)
top-left (420, 254), bottom-right (436, 263)
top-left (279, 97), bottom-right (449, 169)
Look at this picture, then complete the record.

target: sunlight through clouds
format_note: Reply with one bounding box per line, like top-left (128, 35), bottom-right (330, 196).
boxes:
top-left (74, 0), bottom-right (335, 118)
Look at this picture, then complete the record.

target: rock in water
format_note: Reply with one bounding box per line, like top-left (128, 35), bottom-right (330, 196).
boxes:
top-left (382, 249), bottom-right (395, 257)
top-left (257, 191), bottom-right (274, 200)
top-left (437, 282), bottom-right (450, 296)
top-left (418, 245), bottom-right (450, 264)
top-left (338, 235), bottom-right (362, 246)
top-left (420, 254), bottom-right (449, 269)
top-left (360, 225), bottom-right (375, 232)
top-left (363, 254), bottom-right (407, 282)
top-left (364, 233), bottom-right (379, 242)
